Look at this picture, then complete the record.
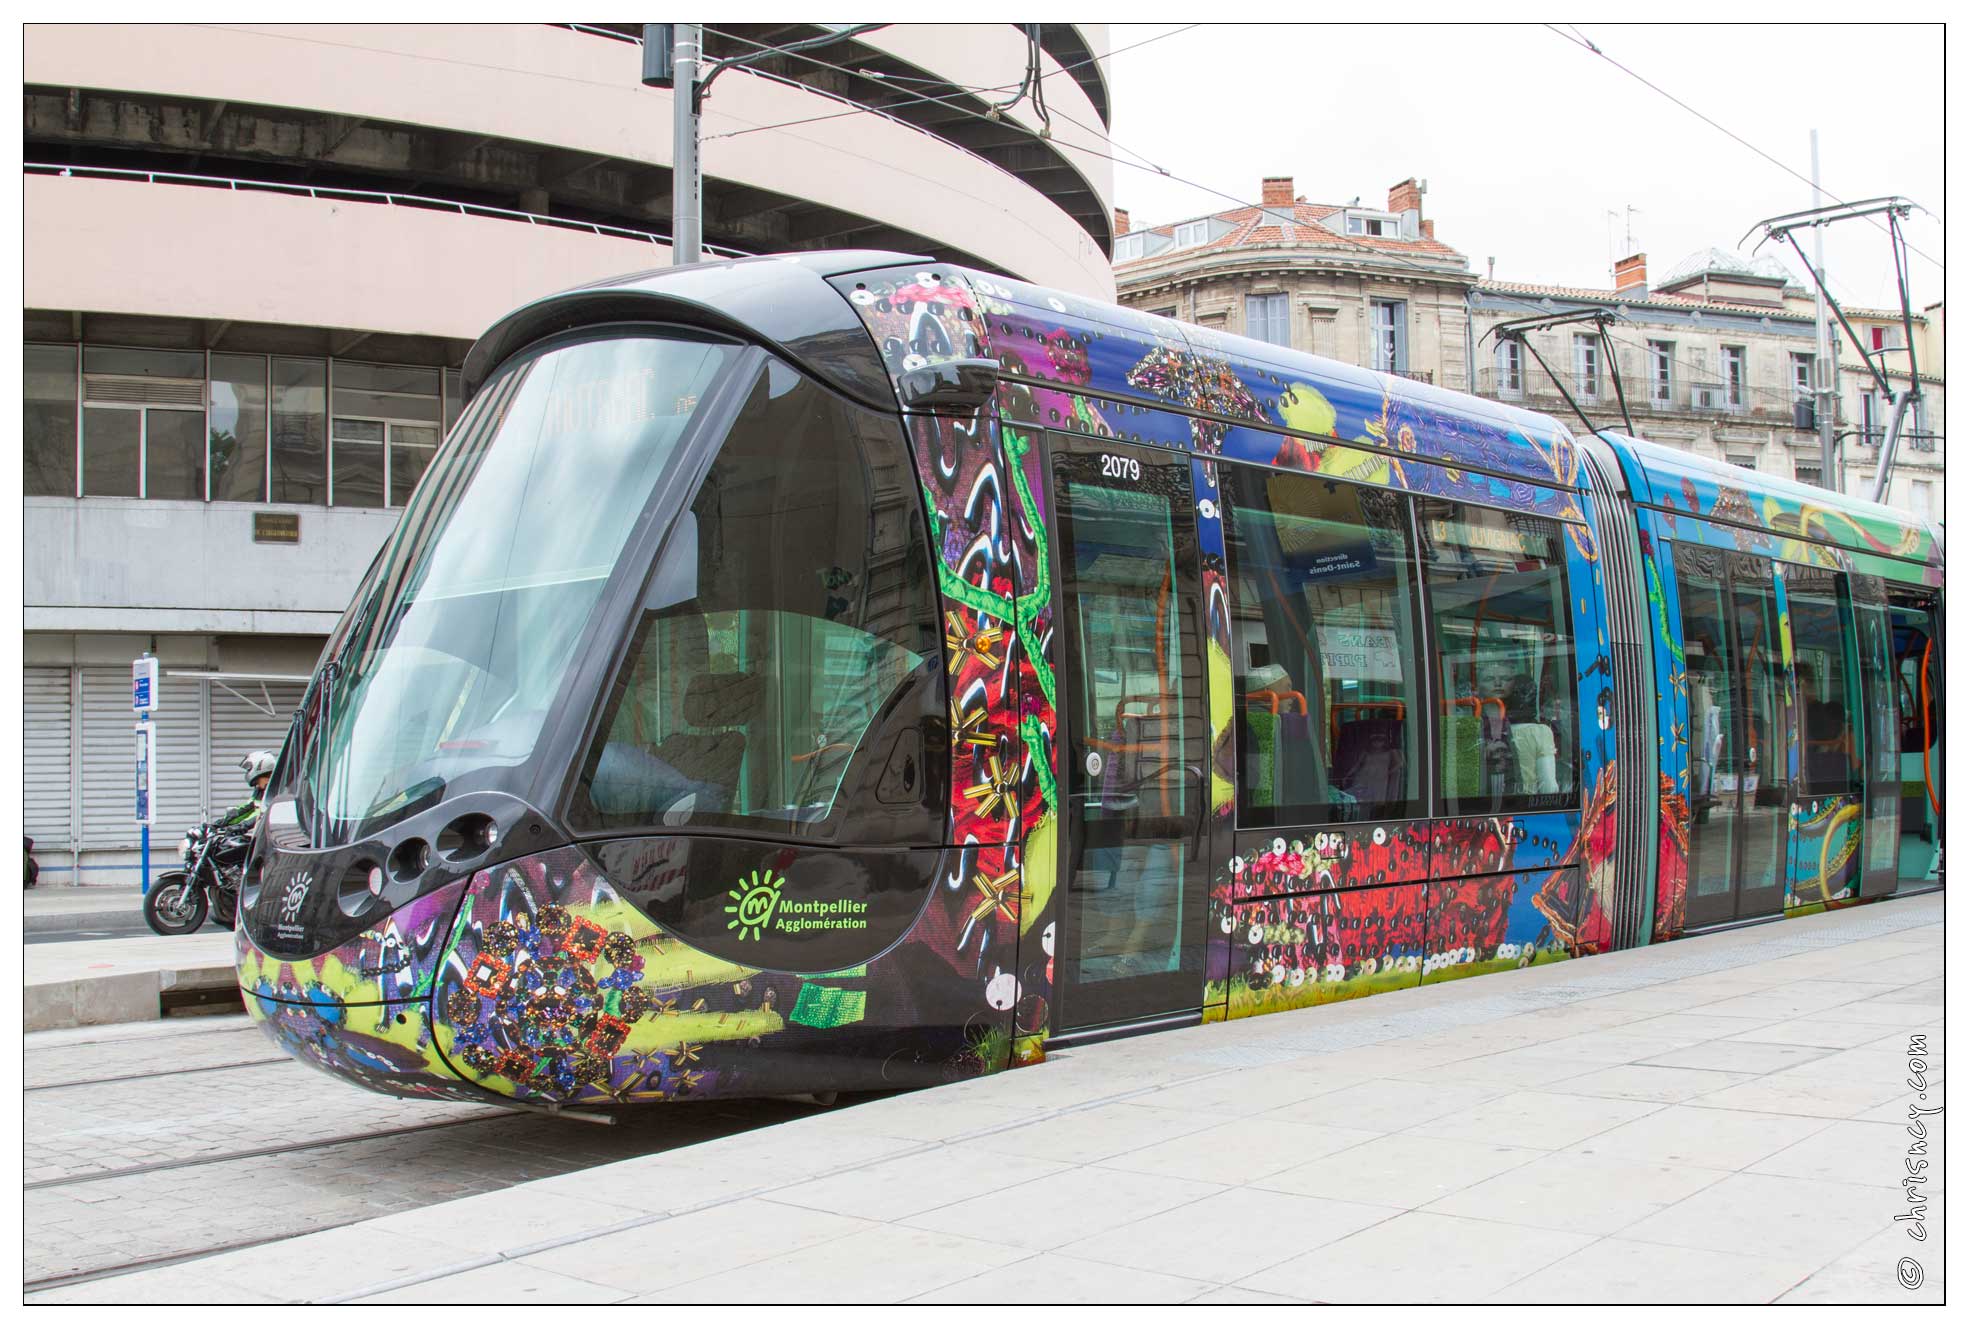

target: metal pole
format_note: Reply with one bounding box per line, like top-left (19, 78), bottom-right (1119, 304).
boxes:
top-left (1869, 391), bottom-right (1915, 504)
top-left (140, 742), bottom-right (149, 892)
top-left (1810, 131), bottom-right (1837, 489)
top-left (671, 23), bottom-right (703, 266)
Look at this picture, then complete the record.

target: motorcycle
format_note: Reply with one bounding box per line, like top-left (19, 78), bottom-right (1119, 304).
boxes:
top-left (143, 818), bottom-right (252, 935)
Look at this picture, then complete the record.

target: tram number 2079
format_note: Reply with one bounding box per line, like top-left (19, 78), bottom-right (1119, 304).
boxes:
top-left (1100, 453), bottom-right (1143, 481)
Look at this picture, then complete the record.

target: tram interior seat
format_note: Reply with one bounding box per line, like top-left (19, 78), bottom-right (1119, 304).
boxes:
top-left (1442, 712), bottom-right (1485, 800)
top-left (1333, 717), bottom-right (1405, 806)
top-left (1242, 704), bottom-right (1320, 811)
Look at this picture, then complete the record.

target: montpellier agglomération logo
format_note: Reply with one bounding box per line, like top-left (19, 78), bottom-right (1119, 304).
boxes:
top-left (725, 869), bottom-right (786, 942)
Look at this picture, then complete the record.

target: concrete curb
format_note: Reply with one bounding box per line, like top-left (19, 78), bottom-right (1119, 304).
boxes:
top-left (24, 964), bottom-right (241, 1032)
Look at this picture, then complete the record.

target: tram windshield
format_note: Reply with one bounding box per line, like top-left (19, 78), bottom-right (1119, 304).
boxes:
top-left (286, 332), bottom-right (738, 841)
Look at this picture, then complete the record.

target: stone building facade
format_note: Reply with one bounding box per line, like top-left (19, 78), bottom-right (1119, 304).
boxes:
top-left (1112, 188), bottom-right (1942, 521)
top-left (1113, 176), bottom-right (1477, 390)
top-left (1469, 251), bottom-right (1943, 517)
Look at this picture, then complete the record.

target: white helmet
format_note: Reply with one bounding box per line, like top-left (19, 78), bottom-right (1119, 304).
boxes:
top-left (240, 750), bottom-right (278, 787)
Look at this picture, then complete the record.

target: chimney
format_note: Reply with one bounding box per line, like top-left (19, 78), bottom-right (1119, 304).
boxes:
top-left (1614, 252), bottom-right (1648, 297)
top-left (1388, 177), bottom-right (1424, 240)
top-left (1261, 176), bottom-right (1294, 208)
top-left (1420, 219), bottom-right (1435, 240)
top-left (1114, 207), bottom-right (1131, 235)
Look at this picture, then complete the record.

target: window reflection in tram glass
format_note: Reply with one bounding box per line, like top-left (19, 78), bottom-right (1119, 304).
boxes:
top-left (576, 357), bottom-right (940, 839)
top-left (1786, 565), bottom-right (1860, 797)
top-left (1729, 556), bottom-right (1787, 899)
top-left (1676, 547), bottom-right (1740, 908)
top-left (1222, 465), bottom-right (1422, 825)
top-left (1416, 500), bottom-right (1579, 814)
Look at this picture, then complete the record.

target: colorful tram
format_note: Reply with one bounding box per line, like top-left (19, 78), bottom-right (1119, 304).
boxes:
top-left (238, 253), bottom-right (1943, 1105)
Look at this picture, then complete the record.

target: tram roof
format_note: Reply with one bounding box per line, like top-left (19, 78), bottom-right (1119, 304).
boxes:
top-left (465, 250), bottom-right (1588, 494)
top-left (1597, 430), bottom-right (1943, 569)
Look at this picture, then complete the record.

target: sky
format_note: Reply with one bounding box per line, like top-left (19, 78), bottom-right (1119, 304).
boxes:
top-left (1103, 23), bottom-right (1944, 312)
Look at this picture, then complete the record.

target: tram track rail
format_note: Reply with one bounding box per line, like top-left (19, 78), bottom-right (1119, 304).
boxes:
top-left (27, 1056), bottom-right (290, 1092)
top-left (25, 1109), bottom-right (529, 1192)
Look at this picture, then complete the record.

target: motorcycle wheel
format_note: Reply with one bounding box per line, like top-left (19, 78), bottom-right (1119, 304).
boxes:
top-left (144, 871), bottom-right (208, 935)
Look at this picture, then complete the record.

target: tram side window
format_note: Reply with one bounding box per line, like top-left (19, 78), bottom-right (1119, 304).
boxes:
top-left (573, 357), bottom-right (942, 839)
top-left (1786, 565), bottom-right (1860, 796)
top-left (1417, 500), bottom-right (1579, 814)
top-left (1222, 465), bottom-right (1424, 825)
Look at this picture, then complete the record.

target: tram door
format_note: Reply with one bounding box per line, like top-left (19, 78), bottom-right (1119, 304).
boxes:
top-left (1891, 589), bottom-right (1943, 888)
top-left (1851, 575), bottom-right (1902, 900)
top-left (1049, 435), bottom-right (1211, 1033)
top-left (1678, 548), bottom-right (1788, 928)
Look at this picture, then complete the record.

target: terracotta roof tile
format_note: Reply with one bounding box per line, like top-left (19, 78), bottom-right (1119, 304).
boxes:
top-left (1116, 198), bottom-right (1466, 267)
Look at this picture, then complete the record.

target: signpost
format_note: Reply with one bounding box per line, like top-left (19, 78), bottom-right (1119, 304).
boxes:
top-left (133, 655), bottom-right (157, 894)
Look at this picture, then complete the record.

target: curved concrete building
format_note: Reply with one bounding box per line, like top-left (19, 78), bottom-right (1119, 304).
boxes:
top-left (22, 22), bottom-right (1114, 882)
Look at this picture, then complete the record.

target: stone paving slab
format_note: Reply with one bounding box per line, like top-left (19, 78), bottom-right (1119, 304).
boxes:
top-left (37, 894), bottom-right (1944, 1305)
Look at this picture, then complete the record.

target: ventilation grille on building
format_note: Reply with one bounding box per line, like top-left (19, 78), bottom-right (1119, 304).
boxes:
top-left (84, 375), bottom-right (205, 407)
top-left (1580, 443), bottom-right (1657, 951)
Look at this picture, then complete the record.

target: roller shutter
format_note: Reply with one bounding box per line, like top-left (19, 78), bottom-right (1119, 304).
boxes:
top-left (209, 679), bottom-right (304, 813)
top-left (79, 668), bottom-right (205, 847)
top-left (24, 667), bottom-right (75, 850)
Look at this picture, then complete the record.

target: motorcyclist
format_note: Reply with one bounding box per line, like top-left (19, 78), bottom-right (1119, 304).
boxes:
top-left (219, 750), bottom-right (277, 831)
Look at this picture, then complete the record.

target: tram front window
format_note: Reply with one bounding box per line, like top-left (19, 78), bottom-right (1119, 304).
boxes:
top-left (572, 356), bottom-right (940, 838)
top-left (289, 333), bottom-right (738, 840)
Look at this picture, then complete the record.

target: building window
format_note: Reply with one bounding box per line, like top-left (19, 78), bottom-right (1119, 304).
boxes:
top-left (1573, 334), bottom-right (1601, 400)
top-left (1113, 233), bottom-right (1145, 262)
top-left (330, 362), bottom-right (442, 508)
top-left (271, 358), bottom-right (328, 505)
top-left (443, 369), bottom-right (463, 435)
top-left (1795, 463), bottom-right (1823, 488)
top-left (1370, 299), bottom-right (1408, 374)
top-left (80, 348), bottom-right (206, 500)
top-left (1245, 293), bottom-right (1291, 347)
top-left (1347, 213), bottom-right (1393, 237)
top-left (1910, 479), bottom-right (1934, 516)
top-left (1859, 391), bottom-right (1881, 444)
top-left (209, 354), bottom-right (269, 503)
top-left (25, 344), bottom-right (79, 498)
top-left (1173, 219), bottom-right (1209, 248)
top-left (1791, 351), bottom-right (1815, 397)
top-left (1418, 500), bottom-right (1579, 814)
top-left (1648, 340), bottom-right (1674, 404)
top-left (1222, 464), bottom-right (1424, 826)
top-left (1726, 448), bottom-right (1757, 470)
top-left (1722, 345), bottom-right (1746, 409)
top-left (1494, 341), bottom-right (1522, 397)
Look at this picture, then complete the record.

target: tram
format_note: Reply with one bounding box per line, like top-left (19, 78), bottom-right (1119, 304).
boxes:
top-left (237, 252), bottom-right (1943, 1106)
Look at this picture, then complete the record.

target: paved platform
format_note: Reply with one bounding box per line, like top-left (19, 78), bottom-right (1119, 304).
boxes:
top-left (24, 930), bottom-right (237, 1031)
top-left (24, 884), bottom-right (149, 940)
top-left (39, 894), bottom-right (1943, 1305)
